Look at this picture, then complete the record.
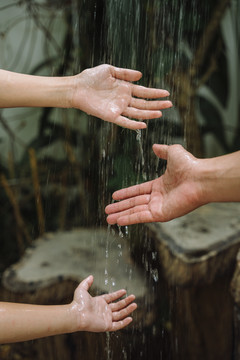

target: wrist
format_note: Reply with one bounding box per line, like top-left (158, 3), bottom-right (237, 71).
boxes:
top-left (195, 158), bottom-right (216, 205)
top-left (69, 72), bottom-right (87, 110)
top-left (183, 158), bottom-right (210, 209)
top-left (46, 76), bottom-right (74, 109)
top-left (44, 304), bottom-right (78, 337)
top-left (60, 75), bottom-right (76, 109)
top-left (196, 152), bottom-right (240, 204)
top-left (68, 300), bottom-right (86, 332)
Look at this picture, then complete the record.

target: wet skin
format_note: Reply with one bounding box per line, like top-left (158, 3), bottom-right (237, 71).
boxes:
top-left (106, 144), bottom-right (240, 225)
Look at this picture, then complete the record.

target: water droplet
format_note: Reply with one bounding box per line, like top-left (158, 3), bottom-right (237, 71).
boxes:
top-left (152, 251), bottom-right (157, 260)
top-left (118, 225), bottom-right (124, 238)
top-left (151, 268), bottom-right (159, 282)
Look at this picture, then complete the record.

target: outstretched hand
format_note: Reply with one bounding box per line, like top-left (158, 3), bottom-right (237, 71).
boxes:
top-left (71, 275), bottom-right (137, 332)
top-left (105, 144), bottom-right (204, 224)
top-left (71, 64), bottom-right (172, 129)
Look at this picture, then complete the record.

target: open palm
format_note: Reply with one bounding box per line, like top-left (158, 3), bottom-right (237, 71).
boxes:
top-left (72, 64), bottom-right (172, 129)
top-left (106, 144), bottom-right (203, 224)
top-left (72, 275), bottom-right (137, 332)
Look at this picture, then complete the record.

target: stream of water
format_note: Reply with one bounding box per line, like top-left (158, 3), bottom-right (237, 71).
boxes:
top-left (95, 1), bottom-right (212, 359)
top-left (0, 0), bottom-right (236, 359)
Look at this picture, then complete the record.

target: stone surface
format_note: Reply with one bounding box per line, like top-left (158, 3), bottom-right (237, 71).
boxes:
top-left (149, 202), bottom-right (240, 261)
top-left (1, 228), bottom-right (154, 360)
top-left (3, 228), bottom-right (147, 298)
top-left (147, 202), bottom-right (240, 285)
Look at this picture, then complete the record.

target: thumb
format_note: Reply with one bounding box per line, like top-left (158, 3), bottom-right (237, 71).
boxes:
top-left (152, 144), bottom-right (169, 160)
top-left (79, 275), bottom-right (94, 291)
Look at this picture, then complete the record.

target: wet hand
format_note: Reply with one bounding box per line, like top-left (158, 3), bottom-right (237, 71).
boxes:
top-left (71, 275), bottom-right (137, 332)
top-left (71, 64), bottom-right (172, 129)
top-left (105, 144), bottom-right (203, 224)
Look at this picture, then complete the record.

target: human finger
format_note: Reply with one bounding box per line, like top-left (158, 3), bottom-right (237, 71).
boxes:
top-left (132, 85), bottom-right (170, 99)
top-left (105, 194), bottom-right (150, 215)
top-left (116, 208), bottom-right (156, 225)
top-left (111, 66), bottom-right (142, 82)
top-left (107, 204), bottom-right (151, 225)
top-left (130, 98), bottom-right (172, 110)
top-left (122, 107), bottom-right (162, 119)
top-left (78, 275), bottom-right (94, 291)
top-left (103, 289), bottom-right (127, 303)
top-left (152, 144), bottom-right (169, 159)
top-left (112, 303), bottom-right (137, 322)
top-left (112, 181), bottom-right (153, 201)
top-left (110, 317), bottom-right (133, 331)
top-left (110, 295), bottom-right (136, 312)
top-left (112, 115), bottom-right (147, 130)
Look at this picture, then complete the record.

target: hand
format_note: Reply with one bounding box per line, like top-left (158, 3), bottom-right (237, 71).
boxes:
top-left (71, 64), bottom-right (172, 129)
top-left (71, 275), bottom-right (137, 332)
top-left (105, 144), bottom-right (203, 224)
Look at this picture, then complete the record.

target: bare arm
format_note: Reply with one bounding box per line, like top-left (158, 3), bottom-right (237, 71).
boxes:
top-left (0, 69), bottom-right (72, 108)
top-left (197, 150), bottom-right (240, 203)
top-left (0, 65), bottom-right (172, 130)
top-left (0, 275), bottom-right (137, 343)
top-left (106, 144), bottom-right (240, 225)
top-left (0, 302), bottom-right (72, 343)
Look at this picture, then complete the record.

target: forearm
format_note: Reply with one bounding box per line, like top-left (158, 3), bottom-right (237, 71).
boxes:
top-left (0, 70), bottom-right (74, 109)
top-left (0, 302), bottom-right (76, 343)
top-left (198, 151), bottom-right (240, 204)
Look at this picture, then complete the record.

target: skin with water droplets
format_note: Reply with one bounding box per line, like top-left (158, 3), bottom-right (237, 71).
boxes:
top-left (106, 144), bottom-right (240, 225)
top-left (0, 275), bottom-right (137, 342)
top-left (0, 65), bottom-right (172, 131)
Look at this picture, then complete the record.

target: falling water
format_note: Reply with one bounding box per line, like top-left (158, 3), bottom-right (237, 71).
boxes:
top-left (96, 1), bottom-right (212, 359)
top-left (99, 1), bottom-right (175, 358)
top-left (0, 0), bottom-right (234, 359)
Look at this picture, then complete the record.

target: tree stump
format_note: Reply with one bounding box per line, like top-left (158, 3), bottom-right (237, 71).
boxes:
top-left (230, 249), bottom-right (240, 360)
top-left (146, 202), bottom-right (240, 360)
top-left (0, 228), bottom-right (154, 360)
